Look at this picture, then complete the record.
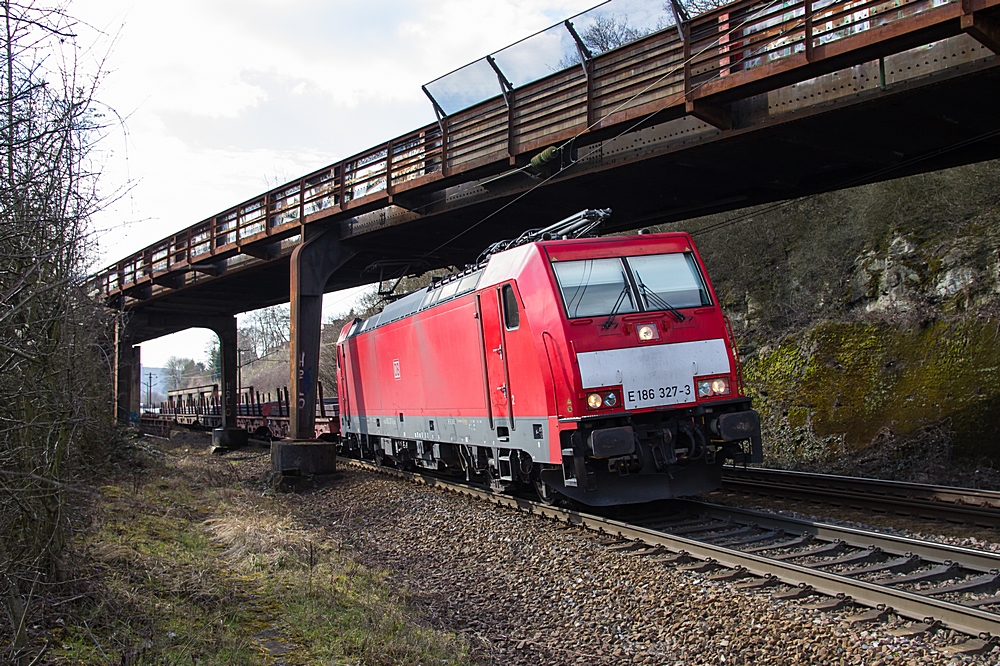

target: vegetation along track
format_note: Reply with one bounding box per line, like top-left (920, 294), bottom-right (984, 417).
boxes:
top-left (721, 466), bottom-right (1000, 527)
top-left (340, 458), bottom-right (1000, 656)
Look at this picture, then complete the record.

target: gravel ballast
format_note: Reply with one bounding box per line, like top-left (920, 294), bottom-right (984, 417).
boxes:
top-left (266, 465), bottom-right (999, 665)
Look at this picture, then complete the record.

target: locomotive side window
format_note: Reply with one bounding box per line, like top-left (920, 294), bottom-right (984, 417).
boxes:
top-left (625, 253), bottom-right (711, 309)
top-left (456, 271), bottom-right (482, 295)
top-left (502, 283), bottom-right (520, 330)
top-left (439, 279), bottom-right (460, 300)
top-left (552, 258), bottom-right (637, 318)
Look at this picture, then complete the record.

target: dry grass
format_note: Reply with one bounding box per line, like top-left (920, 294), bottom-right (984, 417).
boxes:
top-left (39, 434), bottom-right (472, 665)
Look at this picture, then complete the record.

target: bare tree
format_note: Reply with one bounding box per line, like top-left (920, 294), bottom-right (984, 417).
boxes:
top-left (674, 0), bottom-right (732, 19)
top-left (0, 1), bottom-right (115, 663)
top-left (239, 304), bottom-right (290, 358)
top-left (580, 14), bottom-right (648, 54)
top-left (162, 356), bottom-right (207, 390)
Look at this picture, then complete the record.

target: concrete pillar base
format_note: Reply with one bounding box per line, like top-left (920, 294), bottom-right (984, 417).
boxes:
top-left (271, 440), bottom-right (338, 476)
top-left (211, 427), bottom-right (249, 453)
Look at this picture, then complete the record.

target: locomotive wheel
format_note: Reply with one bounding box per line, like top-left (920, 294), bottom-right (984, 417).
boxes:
top-left (374, 448), bottom-right (385, 467)
top-left (534, 477), bottom-right (557, 505)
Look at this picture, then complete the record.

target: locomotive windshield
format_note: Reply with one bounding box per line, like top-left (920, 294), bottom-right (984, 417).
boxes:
top-left (552, 252), bottom-right (710, 319)
top-left (628, 253), bottom-right (711, 310)
top-left (552, 258), bottom-right (638, 318)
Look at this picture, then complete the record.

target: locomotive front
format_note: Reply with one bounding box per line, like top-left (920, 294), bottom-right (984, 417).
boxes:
top-left (537, 232), bottom-right (762, 504)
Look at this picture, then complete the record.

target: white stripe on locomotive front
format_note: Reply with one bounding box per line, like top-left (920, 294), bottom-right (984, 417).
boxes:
top-left (576, 338), bottom-right (731, 410)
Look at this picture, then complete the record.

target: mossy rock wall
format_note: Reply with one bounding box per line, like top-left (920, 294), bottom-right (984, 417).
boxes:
top-left (745, 319), bottom-right (1000, 463)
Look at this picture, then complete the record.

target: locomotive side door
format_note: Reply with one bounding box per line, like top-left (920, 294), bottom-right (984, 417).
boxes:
top-left (477, 282), bottom-right (518, 433)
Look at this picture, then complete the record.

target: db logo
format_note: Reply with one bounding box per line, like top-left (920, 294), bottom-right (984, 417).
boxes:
top-left (393, 359), bottom-right (401, 380)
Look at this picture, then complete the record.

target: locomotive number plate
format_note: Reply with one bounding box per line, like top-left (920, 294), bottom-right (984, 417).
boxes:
top-left (627, 384), bottom-right (693, 406)
top-left (621, 369), bottom-right (697, 410)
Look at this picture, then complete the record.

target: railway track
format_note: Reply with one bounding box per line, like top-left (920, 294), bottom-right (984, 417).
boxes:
top-left (340, 458), bottom-right (1000, 656)
top-left (721, 466), bottom-right (1000, 527)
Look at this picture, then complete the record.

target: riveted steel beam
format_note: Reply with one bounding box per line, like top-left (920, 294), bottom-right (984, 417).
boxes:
top-left (962, 11), bottom-right (1000, 52)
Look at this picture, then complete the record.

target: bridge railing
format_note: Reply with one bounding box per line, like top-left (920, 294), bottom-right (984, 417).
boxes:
top-left (95, 0), bottom-right (988, 301)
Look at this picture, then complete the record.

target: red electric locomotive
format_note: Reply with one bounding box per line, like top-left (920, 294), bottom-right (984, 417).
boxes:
top-left (337, 210), bottom-right (762, 505)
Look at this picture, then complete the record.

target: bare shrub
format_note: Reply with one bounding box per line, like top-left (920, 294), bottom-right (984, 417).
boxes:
top-left (0, 2), bottom-right (115, 662)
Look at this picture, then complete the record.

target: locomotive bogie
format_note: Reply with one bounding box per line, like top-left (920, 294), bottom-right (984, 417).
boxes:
top-left (337, 220), bottom-right (762, 505)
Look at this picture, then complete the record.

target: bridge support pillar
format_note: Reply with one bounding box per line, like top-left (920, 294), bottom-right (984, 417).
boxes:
top-left (288, 226), bottom-right (353, 441)
top-left (207, 315), bottom-right (247, 450)
top-left (114, 320), bottom-right (141, 426)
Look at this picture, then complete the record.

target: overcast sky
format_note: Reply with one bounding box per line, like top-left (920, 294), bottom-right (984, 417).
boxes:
top-left (72, 0), bottom-right (599, 366)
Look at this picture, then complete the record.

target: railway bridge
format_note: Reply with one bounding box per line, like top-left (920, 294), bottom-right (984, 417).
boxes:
top-left (95, 0), bottom-right (1000, 443)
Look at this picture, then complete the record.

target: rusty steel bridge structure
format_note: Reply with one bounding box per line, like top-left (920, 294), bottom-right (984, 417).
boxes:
top-left (98, 0), bottom-right (1000, 442)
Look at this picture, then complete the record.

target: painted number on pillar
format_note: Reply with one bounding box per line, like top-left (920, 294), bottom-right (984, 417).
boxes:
top-left (298, 351), bottom-right (311, 410)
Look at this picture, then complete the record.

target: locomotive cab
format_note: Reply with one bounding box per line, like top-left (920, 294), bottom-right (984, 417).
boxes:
top-left (537, 235), bottom-right (762, 504)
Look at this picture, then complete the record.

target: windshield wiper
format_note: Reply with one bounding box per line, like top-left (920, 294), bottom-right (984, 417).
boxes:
top-left (602, 283), bottom-right (630, 329)
top-left (635, 272), bottom-right (686, 322)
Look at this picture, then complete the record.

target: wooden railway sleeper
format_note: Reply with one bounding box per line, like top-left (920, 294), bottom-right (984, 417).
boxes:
top-left (889, 561), bottom-right (963, 586)
top-left (943, 633), bottom-right (1000, 657)
top-left (638, 514), bottom-right (712, 530)
top-left (701, 524), bottom-right (759, 542)
top-left (668, 520), bottom-right (735, 536)
top-left (735, 573), bottom-right (780, 590)
top-left (813, 545), bottom-right (885, 569)
top-left (772, 583), bottom-right (815, 600)
top-left (707, 565), bottom-right (753, 582)
top-left (841, 554), bottom-right (921, 577)
top-left (964, 593), bottom-right (1000, 608)
top-left (928, 570), bottom-right (1000, 596)
top-left (887, 618), bottom-right (942, 637)
top-left (771, 539), bottom-right (847, 561)
top-left (678, 557), bottom-right (720, 573)
top-left (744, 533), bottom-right (812, 553)
top-left (725, 528), bottom-right (785, 546)
top-left (649, 550), bottom-right (693, 564)
top-left (845, 604), bottom-right (893, 625)
top-left (802, 592), bottom-right (853, 611)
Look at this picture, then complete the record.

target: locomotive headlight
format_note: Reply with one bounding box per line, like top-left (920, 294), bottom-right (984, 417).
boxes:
top-left (587, 392), bottom-right (603, 409)
top-left (698, 377), bottom-right (731, 398)
top-left (637, 324), bottom-right (657, 341)
top-left (603, 391), bottom-right (618, 408)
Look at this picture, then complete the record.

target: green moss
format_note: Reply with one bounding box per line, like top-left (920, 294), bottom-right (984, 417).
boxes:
top-left (746, 319), bottom-right (1000, 463)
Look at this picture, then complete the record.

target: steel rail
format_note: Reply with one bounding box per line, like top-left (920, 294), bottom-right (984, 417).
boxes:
top-left (721, 466), bottom-right (1000, 526)
top-left (339, 458), bottom-right (1000, 638)
top-left (675, 500), bottom-right (1000, 572)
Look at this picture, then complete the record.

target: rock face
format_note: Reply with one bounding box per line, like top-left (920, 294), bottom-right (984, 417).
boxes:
top-left (745, 319), bottom-right (1000, 463)
top-left (745, 223), bottom-right (1000, 464)
top-left (848, 232), bottom-right (996, 315)
top-left (672, 159), bottom-right (1000, 470)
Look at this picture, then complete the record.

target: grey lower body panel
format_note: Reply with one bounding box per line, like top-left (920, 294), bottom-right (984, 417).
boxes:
top-left (342, 413), bottom-right (555, 463)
